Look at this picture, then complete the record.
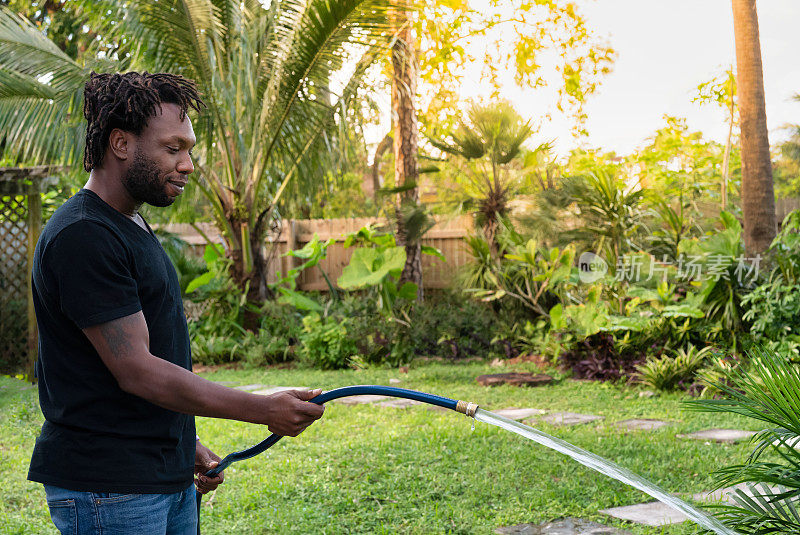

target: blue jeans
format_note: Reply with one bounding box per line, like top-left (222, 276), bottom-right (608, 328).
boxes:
top-left (44, 483), bottom-right (197, 535)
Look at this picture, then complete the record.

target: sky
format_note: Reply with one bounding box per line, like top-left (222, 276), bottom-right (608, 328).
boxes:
top-left (378, 0), bottom-right (800, 160)
top-left (573, 0), bottom-right (800, 157)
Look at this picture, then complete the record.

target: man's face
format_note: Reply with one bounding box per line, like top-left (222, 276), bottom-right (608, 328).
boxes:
top-left (122, 103), bottom-right (197, 207)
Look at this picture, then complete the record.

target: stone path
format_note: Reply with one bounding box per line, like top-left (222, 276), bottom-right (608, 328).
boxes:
top-left (600, 483), bottom-right (766, 526)
top-left (495, 517), bottom-right (632, 534)
top-left (676, 428), bottom-right (756, 443)
top-left (599, 502), bottom-right (687, 527)
top-left (613, 419), bottom-right (669, 431)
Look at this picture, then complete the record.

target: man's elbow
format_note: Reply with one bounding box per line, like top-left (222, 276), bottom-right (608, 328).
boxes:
top-left (112, 355), bottom-right (163, 400)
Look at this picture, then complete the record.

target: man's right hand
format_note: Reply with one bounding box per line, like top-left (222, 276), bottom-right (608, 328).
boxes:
top-left (262, 389), bottom-right (325, 436)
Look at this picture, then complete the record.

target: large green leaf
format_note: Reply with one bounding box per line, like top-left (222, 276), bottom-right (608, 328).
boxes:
top-left (337, 246), bottom-right (406, 289)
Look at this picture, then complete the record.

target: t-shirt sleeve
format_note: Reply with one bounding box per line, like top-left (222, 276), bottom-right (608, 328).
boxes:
top-left (45, 221), bottom-right (142, 329)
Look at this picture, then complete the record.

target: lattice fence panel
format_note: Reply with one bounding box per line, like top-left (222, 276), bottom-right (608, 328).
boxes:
top-left (0, 194), bottom-right (29, 373)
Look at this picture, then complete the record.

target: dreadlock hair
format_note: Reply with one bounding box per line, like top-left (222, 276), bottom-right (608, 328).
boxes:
top-left (82, 71), bottom-right (205, 172)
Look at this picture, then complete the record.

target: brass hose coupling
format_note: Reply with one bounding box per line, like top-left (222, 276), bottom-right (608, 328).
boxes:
top-left (455, 400), bottom-right (479, 417)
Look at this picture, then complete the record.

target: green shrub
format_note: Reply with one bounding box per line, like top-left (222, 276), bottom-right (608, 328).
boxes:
top-left (189, 299), bottom-right (303, 367)
top-left (296, 312), bottom-right (359, 370)
top-left (635, 345), bottom-right (714, 392)
top-left (406, 291), bottom-right (514, 360)
top-left (742, 277), bottom-right (800, 345)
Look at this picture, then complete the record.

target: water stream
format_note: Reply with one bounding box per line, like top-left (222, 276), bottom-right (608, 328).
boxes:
top-left (474, 408), bottom-right (736, 535)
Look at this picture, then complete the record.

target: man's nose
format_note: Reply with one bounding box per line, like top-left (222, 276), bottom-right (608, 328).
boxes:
top-left (177, 154), bottom-right (194, 175)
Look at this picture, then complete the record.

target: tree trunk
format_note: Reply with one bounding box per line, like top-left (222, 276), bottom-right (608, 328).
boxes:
top-left (370, 132), bottom-right (393, 200)
top-left (227, 216), bottom-right (273, 331)
top-left (732, 0), bottom-right (776, 255)
top-left (391, 8), bottom-right (422, 298)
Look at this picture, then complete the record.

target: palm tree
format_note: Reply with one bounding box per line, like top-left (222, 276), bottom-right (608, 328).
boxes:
top-left (391, 5), bottom-right (422, 297)
top-left (731, 0), bottom-right (776, 255)
top-left (0, 0), bottom-right (394, 323)
top-left (429, 100), bottom-right (535, 257)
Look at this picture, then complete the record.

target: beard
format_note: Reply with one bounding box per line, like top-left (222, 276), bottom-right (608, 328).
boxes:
top-left (122, 149), bottom-right (174, 207)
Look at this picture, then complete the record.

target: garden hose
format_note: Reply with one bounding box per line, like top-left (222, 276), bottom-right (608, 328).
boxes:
top-left (195, 385), bottom-right (478, 534)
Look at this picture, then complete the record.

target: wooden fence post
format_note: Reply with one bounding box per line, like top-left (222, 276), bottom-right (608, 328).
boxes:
top-left (25, 185), bottom-right (42, 383)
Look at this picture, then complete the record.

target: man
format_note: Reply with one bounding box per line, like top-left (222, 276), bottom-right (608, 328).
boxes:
top-left (28, 71), bottom-right (325, 534)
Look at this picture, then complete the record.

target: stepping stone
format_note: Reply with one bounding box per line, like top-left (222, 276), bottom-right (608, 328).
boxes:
top-left (235, 384), bottom-right (270, 391)
top-left (495, 517), bottom-right (632, 534)
top-left (771, 436), bottom-right (800, 448)
top-left (477, 372), bottom-right (554, 387)
top-left (677, 429), bottom-right (756, 443)
top-left (376, 399), bottom-right (422, 408)
top-left (614, 419), bottom-right (670, 431)
top-left (335, 395), bottom-right (390, 405)
top-left (493, 407), bottom-right (546, 420)
top-left (251, 386), bottom-right (307, 396)
top-left (389, 378), bottom-right (402, 384)
top-left (541, 412), bottom-right (603, 426)
top-left (693, 482), bottom-right (777, 504)
top-left (602, 484), bottom-right (775, 527)
top-left (600, 501), bottom-right (687, 526)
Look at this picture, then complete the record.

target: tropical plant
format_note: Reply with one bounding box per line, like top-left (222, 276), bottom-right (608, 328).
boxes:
top-left (563, 170), bottom-right (644, 270)
top-left (645, 194), bottom-right (701, 262)
top-left (767, 210), bottom-right (800, 285)
top-left (429, 100), bottom-right (540, 256)
top-left (687, 348), bottom-right (800, 533)
top-left (296, 312), bottom-right (359, 370)
top-left (558, 333), bottom-right (641, 382)
top-left (742, 277), bottom-right (800, 347)
top-left (337, 243), bottom-right (417, 319)
top-left (458, 233), bottom-right (496, 291)
top-left (0, 0), bottom-right (395, 319)
top-left (678, 211), bottom-right (757, 339)
top-left (693, 67), bottom-right (737, 211)
top-left (635, 345), bottom-right (714, 392)
top-left (271, 234), bottom-right (335, 313)
top-left (469, 237), bottom-right (577, 319)
top-left (154, 229), bottom-right (207, 295)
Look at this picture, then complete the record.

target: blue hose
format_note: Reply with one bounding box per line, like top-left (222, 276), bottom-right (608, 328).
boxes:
top-left (195, 385), bottom-right (471, 534)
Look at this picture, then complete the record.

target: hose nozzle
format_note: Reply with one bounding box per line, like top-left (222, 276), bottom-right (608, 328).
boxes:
top-left (456, 400), bottom-right (479, 417)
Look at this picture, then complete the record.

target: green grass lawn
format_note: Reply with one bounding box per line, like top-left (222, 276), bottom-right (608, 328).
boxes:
top-left (0, 361), bottom-right (762, 534)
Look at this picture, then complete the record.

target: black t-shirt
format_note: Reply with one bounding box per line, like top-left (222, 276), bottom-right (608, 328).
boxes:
top-left (28, 188), bottom-right (195, 493)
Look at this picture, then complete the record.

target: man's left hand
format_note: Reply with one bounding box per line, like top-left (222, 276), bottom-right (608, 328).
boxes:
top-left (194, 440), bottom-right (225, 494)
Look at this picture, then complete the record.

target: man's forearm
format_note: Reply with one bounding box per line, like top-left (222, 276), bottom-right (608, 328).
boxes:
top-left (120, 354), bottom-right (271, 424)
top-left (83, 312), bottom-right (323, 436)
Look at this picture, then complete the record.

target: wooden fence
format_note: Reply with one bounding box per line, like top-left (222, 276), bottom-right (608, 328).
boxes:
top-left (160, 216), bottom-right (474, 290)
top-left (776, 197), bottom-right (800, 224)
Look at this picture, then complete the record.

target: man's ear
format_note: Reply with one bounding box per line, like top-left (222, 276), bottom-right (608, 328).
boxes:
top-left (108, 128), bottom-right (132, 161)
